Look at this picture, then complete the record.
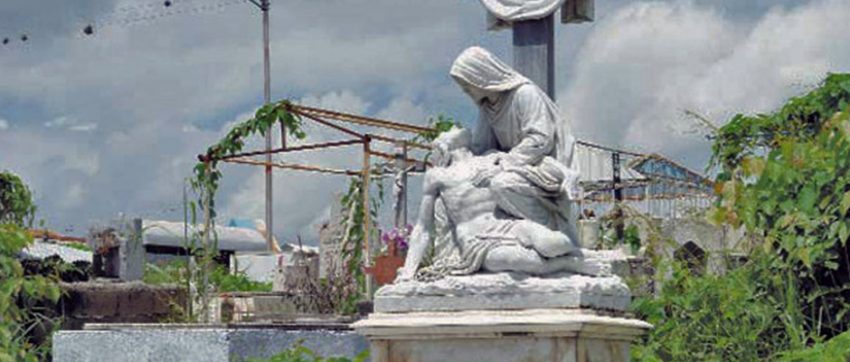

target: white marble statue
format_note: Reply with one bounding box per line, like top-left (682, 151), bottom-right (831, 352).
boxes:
top-left (397, 127), bottom-right (608, 281)
top-left (449, 46), bottom-right (581, 239)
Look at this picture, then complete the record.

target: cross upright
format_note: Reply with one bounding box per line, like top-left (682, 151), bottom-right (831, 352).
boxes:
top-left (480, 0), bottom-right (594, 100)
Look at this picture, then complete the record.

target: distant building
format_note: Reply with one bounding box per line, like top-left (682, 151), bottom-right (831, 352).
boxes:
top-left (574, 141), bottom-right (715, 220)
top-left (141, 220), bottom-right (268, 266)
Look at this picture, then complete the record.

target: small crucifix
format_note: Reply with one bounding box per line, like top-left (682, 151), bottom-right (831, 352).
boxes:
top-left (479, 0), bottom-right (594, 100)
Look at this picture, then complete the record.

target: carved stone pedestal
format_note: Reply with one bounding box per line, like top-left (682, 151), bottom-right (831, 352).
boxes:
top-left (354, 309), bottom-right (651, 362)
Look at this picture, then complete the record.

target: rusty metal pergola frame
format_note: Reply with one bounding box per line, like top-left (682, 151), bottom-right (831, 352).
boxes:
top-left (198, 104), bottom-right (435, 297)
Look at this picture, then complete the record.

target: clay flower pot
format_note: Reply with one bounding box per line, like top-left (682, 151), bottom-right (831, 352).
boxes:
top-left (364, 227), bottom-right (410, 286)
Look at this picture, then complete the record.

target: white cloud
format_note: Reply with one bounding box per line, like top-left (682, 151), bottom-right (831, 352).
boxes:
top-left (0, 119), bottom-right (8, 131)
top-left (561, 0), bottom-right (850, 169)
top-left (220, 91), bottom-right (433, 243)
top-left (376, 97), bottom-right (429, 125)
top-left (45, 116), bottom-right (98, 132)
top-left (1, 0), bottom-right (845, 239)
top-left (69, 123), bottom-right (98, 132)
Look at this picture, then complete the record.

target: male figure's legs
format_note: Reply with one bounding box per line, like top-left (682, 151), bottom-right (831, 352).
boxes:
top-left (511, 219), bottom-right (576, 258)
top-left (481, 244), bottom-right (611, 276)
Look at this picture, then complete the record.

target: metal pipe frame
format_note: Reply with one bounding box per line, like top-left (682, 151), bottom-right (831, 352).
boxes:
top-left (223, 157), bottom-right (360, 176)
top-left (290, 104), bottom-right (435, 134)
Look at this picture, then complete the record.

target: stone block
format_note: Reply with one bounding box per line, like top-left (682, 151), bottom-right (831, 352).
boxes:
top-left (354, 309), bottom-right (651, 362)
top-left (53, 324), bottom-right (369, 362)
top-left (374, 272), bottom-right (632, 313)
top-left (118, 219), bottom-right (145, 281)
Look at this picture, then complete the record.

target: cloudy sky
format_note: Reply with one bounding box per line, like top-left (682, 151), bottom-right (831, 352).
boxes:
top-left (1, 0), bottom-right (848, 243)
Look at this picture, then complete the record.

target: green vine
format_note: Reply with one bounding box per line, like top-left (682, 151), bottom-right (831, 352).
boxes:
top-left (334, 175), bottom-right (385, 313)
top-left (634, 73), bottom-right (850, 360)
top-left (193, 100), bottom-right (306, 209)
top-left (413, 114), bottom-right (459, 143)
top-left (190, 101), bottom-right (452, 315)
top-left (0, 224), bottom-right (61, 362)
top-left (187, 100), bottom-right (306, 321)
top-left (0, 173), bottom-right (58, 361)
top-left (0, 171), bottom-right (36, 227)
top-left (710, 73), bottom-right (850, 176)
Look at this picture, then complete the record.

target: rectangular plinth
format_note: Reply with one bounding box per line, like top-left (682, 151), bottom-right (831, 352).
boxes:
top-left (375, 291), bottom-right (631, 313)
top-left (354, 309), bottom-right (651, 362)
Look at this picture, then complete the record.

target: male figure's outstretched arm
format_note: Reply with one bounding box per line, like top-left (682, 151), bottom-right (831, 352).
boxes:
top-left (396, 177), bottom-right (438, 281)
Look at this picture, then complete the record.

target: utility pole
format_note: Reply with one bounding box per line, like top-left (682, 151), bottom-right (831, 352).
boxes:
top-left (612, 152), bottom-right (624, 241)
top-left (247, 0), bottom-right (275, 252)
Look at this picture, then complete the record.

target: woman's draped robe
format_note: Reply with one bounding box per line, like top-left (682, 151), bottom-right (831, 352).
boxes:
top-left (473, 83), bottom-right (580, 244)
top-left (414, 46), bottom-right (582, 280)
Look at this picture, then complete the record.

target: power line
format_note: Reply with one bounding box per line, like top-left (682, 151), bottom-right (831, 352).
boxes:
top-left (1, 0), bottom-right (248, 47)
top-left (92, 0), bottom-right (247, 30)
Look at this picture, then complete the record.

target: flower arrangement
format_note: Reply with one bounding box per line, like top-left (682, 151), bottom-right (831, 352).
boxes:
top-left (380, 224), bottom-right (412, 255)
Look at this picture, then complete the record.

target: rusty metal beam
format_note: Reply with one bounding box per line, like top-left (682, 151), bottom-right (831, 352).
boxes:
top-left (576, 140), bottom-right (644, 157)
top-left (214, 139), bottom-right (363, 161)
top-left (367, 133), bottom-right (431, 151)
top-left (293, 110), bottom-right (365, 139)
top-left (369, 149), bottom-right (430, 168)
top-left (289, 104), bottom-right (435, 134)
top-left (223, 157), bottom-right (360, 176)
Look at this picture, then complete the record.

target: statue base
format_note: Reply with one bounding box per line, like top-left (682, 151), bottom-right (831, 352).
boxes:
top-left (374, 272), bottom-right (632, 313)
top-left (353, 309), bottom-right (651, 362)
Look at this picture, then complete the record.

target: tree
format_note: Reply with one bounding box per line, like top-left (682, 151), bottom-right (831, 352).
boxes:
top-left (633, 73), bottom-right (850, 360)
top-left (0, 171), bottom-right (36, 227)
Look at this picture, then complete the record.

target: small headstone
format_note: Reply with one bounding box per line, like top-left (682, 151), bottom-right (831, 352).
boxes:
top-left (118, 219), bottom-right (145, 281)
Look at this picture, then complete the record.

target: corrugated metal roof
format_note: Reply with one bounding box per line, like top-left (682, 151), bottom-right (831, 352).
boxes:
top-left (19, 241), bottom-right (92, 264)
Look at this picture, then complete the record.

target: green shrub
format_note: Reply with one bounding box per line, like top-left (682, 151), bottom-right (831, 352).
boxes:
top-left (778, 329), bottom-right (850, 362)
top-left (246, 342), bottom-right (369, 362)
top-left (633, 74), bottom-right (850, 360)
top-left (145, 260), bottom-right (272, 293)
top-left (710, 74), bottom-right (850, 338)
top-left (209, 263), bottom-right (272, 293)
top-left (0, 171), bottom-right (36, 227)
top-left (0, 224), bottom-right (61, 362)
top-left (632, 255), bottom-right (806, 360)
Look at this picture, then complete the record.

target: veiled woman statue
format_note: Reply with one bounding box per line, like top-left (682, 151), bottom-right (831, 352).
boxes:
top-left (450, 46), bottom-right (580, 239)
top-left (396, 47), bottom-right (597, 281)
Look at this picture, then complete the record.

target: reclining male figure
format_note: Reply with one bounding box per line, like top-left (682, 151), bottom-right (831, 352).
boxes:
top-left (397, 127), bottom-right (610, 281)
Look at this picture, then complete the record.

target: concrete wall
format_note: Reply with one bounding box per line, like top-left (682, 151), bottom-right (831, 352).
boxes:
top-left (60, 281), bottom-right (187, 330)
top-left (53, 324), bottom-right (369, 362)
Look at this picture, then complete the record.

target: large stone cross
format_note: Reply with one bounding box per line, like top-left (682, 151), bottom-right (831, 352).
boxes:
top-left (481, 0), bottom-right (594, 100)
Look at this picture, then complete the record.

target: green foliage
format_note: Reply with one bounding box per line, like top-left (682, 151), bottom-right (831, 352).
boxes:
top-left (0, 224), bottom-right (61, 362)
top-left (0, 171), bottom-right (36, 227)
top-left (710, 73), bottom-right (850, 174)
top-left (145, 260), bottom-right (271, 293)
top-left (415, 114), bottom-right (460, 142)
top-left (246, 342), bottom-right (369, 362)
top-left (143, 260), bottom-right (188, 286)
top-left (623, 224), bottom-right (641, 254)
top-left (335, 175), bottom-right (385, 314)
top-left (210, 264), bottom-right (272, 293)
top-left (63, 242), bottom-right (92, 252)
top-left (778, 329), bottom-right (850, 362)
top-left (634, 73), bottom-right (850, 360)
top-left (188, 100), bottom-right (305, 321)
top-left (632, 256), bottom-right (807, 361)
top-left (710, 80), bottom-right (850, 337)
top-left (193, 100), bottom-right (306, 220)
